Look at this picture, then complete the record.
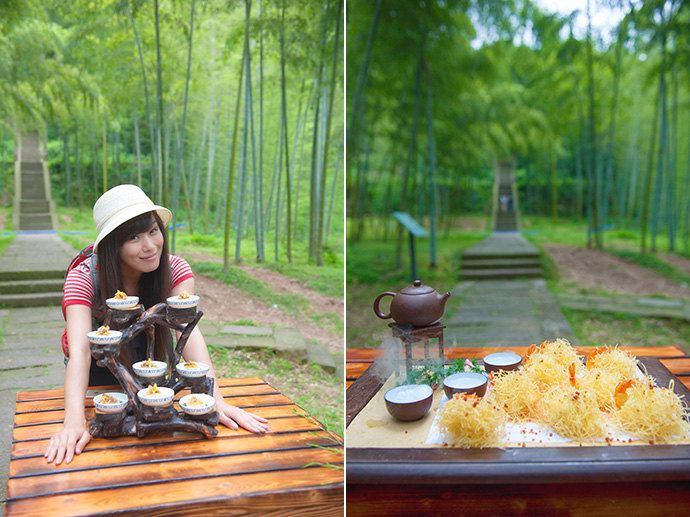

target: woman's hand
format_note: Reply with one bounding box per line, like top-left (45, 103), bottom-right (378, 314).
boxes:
top-left (44, 422), bottom-right (91, 465)
top-left (216, 398), bottom-right (269, 434)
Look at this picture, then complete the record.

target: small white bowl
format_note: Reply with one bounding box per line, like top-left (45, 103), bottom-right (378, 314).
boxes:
top-left (87, 329), bottom-right (123, 345)
top-left (132, 360), bottom-right (168, 378)
top-left (179, 394), bottom-right (216, 415)
top-left (93, 392), bottom-right (129, 413)
top-left (137, 386), bottom-right (175, 407)
top-left (176, 361), bottom-right (210, 378)
top-left (166, 294), bottom-right (200, 309)
top-left (106, 296), bottom-right (139, 310)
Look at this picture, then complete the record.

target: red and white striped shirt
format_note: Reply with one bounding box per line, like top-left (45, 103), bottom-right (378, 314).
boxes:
top-left (62, 254), bottom-right (194, 309)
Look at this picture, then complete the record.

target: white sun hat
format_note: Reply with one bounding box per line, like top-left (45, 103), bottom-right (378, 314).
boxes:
top-left (93, 185), bottom-right (172, 252)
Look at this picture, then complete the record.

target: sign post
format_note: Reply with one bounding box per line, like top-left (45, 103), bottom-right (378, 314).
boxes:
top-left (393, 212), bottom-right (428, 281)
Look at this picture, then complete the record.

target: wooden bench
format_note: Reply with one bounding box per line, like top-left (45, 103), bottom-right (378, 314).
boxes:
top-left (6, 378), bottom-right (343, 516)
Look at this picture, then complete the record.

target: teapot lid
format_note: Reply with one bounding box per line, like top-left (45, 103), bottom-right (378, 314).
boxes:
top-left (400, 279), bottom-right (434, 295)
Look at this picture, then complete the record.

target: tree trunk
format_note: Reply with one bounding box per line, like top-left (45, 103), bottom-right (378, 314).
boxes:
top-left (425, 58), bottom-right (438, 267)
top-left (280, 0), bottom-right (292, 262)
top-left (315, 0), bottom-right (343, 265)
top-left (650, 27), bottom-right (667, 253)
top-left (128, 6), bottom-right (157, 197)
top-left (586, 0), bottom-right (601, 248)
top-left (154, 0), bottom-right (165, 206)
top-left (223, 47), bottom-right (246, 272)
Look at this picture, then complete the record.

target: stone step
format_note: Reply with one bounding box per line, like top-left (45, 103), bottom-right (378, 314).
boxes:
top-left (460, 267), bottom-right (542, 280)
top-left (462, 258), bottom-right (541, 269)
top-left (462, 252), bottom-right (539, 260)
top-left (21, 200), bottom-right (50, 212)
top-left (0, 292), bottom-right (62, 308)
top-left (0, 270), bottom-right (64, 281)
top-left (0, 278), bottom-right (64, 295)
top-left (18, 223), bottom-right (54, 231)
top-left (19, 213), bottom-right (51, 222)
top-left (20, 162), bottom-right (42, 172)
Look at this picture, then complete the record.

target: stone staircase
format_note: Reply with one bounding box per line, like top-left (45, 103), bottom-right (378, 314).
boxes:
top-left (14, 132), bottom-right (56, 231)
top-left (495, 185), bottom-right (517, 231)
top-left (461, 233), bottom-right (542, 280)
top-left (0, 270), bottom-right (64, 307)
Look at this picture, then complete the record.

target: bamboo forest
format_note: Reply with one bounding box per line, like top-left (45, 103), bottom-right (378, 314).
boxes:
top-left (1, 0), bottom-right (344, 268)
top-left (347, 0), bottom-right (690, 253)
top-left (346, 0), bottom-right (690, 354)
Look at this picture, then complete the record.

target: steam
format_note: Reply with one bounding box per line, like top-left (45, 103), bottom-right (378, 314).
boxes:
top-left (371, 336), bottom-right (402, 382)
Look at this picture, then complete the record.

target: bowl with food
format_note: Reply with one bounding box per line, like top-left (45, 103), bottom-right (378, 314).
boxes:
top-left (137, 384), bottom-right (175, 407)
top-left (93, 392), bottom-right (129, 413)
top-left (87, 326), bottom-right (122, 345)
top-left (443, 372), bottom-right (488, 399)
top-left (166, 291), bottom-right (200, 309)
top-left (175, 360), bottom-right (210, 378)
top-left (384, 384), bottom-right (433, 422)
top-left (106, 290), bottom-right (139, 310)
top-left (133, 358), bottom-right (168, 379)
top-left (483, 351), bottom-right (522, 374)
top-left (179, 394), bottom-right (216, 416)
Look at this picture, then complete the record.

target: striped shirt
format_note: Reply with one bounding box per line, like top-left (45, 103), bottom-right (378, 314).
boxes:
top-left (62, 254), bottom-right (194, 309)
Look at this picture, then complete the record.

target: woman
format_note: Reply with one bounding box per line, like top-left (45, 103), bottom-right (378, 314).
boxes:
top-left (45, 184), bottom-right (269, 465)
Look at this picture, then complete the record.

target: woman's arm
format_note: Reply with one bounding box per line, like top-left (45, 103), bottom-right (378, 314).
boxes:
top-left (172, 278), bottom-right (269, 434)
top-left (45, 304), bottom-right (93, 464)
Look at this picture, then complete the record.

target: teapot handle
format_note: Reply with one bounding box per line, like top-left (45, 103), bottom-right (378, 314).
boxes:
top-left (373, 292), bottom-right (396, 319)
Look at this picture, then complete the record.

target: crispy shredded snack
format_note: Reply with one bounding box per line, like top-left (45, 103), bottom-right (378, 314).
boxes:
top-left (613, 377), bottom-right (690, 443)
top-left (491, 369), bottom-right (542, 421)
top-left (439, 393), bottom-right (507, 448)
top-left (540, 385), bottom-right (606, 440)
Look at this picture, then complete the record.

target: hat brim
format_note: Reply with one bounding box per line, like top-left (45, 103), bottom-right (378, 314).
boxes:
top-left (93, 204), bottom-right (172, 252)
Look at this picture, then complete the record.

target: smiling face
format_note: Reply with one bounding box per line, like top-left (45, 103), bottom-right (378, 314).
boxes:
top-left (118, 216), bottom-right (165, 279)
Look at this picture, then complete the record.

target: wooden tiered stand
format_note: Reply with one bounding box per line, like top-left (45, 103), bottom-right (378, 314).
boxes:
top-left (89, 302), bottom-right (218, 438)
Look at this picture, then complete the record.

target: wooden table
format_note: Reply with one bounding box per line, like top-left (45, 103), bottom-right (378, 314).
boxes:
top-left (347, 345), bottom-right (690, 516)
top-left (6, 378), bottom-right (343, 516)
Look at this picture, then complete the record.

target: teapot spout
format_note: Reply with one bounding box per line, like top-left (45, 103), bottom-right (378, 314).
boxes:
top-left (438, 291), bottom-right (451, 309)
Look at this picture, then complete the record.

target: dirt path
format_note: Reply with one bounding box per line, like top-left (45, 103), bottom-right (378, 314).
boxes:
top-left (659, 253), bottom-right (690, 277)
top-left (184, 252), bottom-right (343, 315)
top-left (545, 244), bottom-right (690, 298)
top-left (185, 253), bottom-right (342, 353)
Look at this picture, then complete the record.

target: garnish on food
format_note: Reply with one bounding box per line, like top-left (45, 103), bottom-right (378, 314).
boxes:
top-left (177, 291), bottom-right (191, 299)
top-left (96, 325), bottom-right (110, 335)
top-left (146, 384), bottom-right (160, 395)
top-left (113, 290), bottom-right (128, 300)
top-left (186, 396), bottom-right (206, 407)
top-left (184, 361), bottom-right (199, 369)
top-left (99, 394), bottom-right (119, 404)
top-left (141, 358), bottom-right (156, 368)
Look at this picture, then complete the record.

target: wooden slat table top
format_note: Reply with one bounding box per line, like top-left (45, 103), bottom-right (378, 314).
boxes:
top-left (6, 378), bottom-right (343, 517)
top-left (347, 345), bottom-right (690, 390)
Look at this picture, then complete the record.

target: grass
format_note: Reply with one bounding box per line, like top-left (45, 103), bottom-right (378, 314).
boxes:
top-left (191, 261), bottom-right (343, 334)
top-left (0, 233), bottom-right (15, 257)
top-left (347, 224), bottom-right (488, 347)
top-left (208, 345), bottom-right (343, 436)
top-left (563, 307), bottom-right (690, 354)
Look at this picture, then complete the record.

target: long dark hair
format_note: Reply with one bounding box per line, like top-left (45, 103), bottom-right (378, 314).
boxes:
top-left (95, 211), bottom-right (172, 366)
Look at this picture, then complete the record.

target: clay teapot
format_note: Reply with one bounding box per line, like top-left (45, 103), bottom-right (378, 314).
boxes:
top-left (373, 280), bottom-right (450, 327)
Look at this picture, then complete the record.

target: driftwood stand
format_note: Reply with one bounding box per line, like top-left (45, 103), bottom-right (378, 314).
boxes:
top-left (89, 302), bottom-right (218, 439)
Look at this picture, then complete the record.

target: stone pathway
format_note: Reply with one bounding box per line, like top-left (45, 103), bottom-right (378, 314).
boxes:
top-left (558, 292), bottom-right (690, 321)
top-left (0, 306), bottom-right (66, 505)
top-left (0, 234), bottom-right (75, 506)
top-left (0, 233), bottom-right (74, 272)
top-left (445, 279), bottom-right (575, 347)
